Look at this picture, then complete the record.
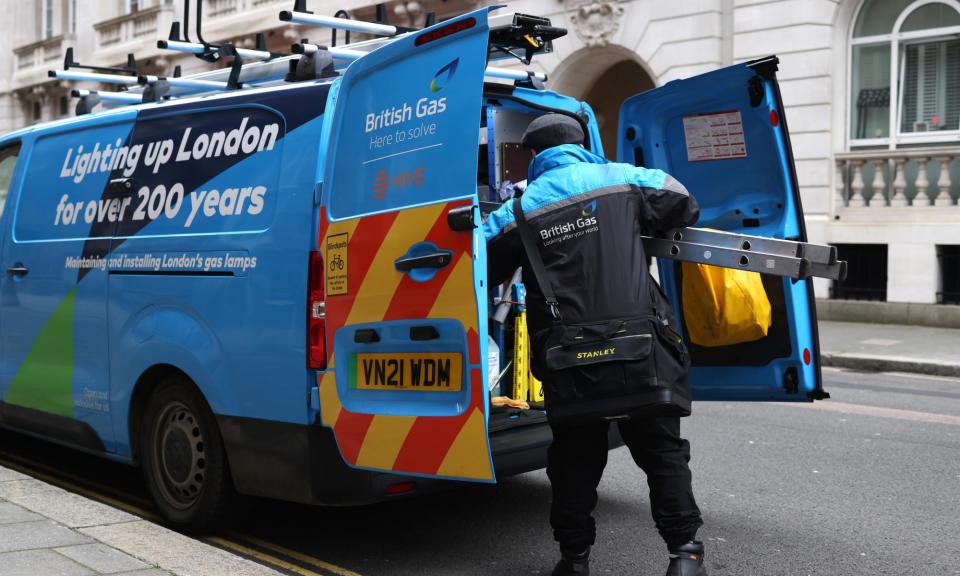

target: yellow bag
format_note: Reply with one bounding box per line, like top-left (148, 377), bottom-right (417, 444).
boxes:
top-left (681, 261), bottom-right (772, 347)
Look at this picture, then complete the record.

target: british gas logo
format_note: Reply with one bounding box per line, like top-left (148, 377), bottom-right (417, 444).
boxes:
top-left (364, 59), bottom-right (457, 134)
top-left (429, 58), bottom-right (459, 93)
top-left (581, 200), bottom-right (597, 217)
top-left (539, 200), bottom-right (600, 245)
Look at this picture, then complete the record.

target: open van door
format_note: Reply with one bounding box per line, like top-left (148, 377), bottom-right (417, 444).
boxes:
top-left (618, 57), bottom-right (827, 402)
top-left (317, 8), bottom-right (495, 482)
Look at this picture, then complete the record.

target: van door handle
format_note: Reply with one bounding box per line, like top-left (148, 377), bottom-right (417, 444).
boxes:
top-left (394, 251), bottom-right (452, 272)
top-left (6, 265), bottom-right (28, 277)
top-left (107, 177), bottom-right (134, 197)
top-left (447, 205), bottom-right (476, 232)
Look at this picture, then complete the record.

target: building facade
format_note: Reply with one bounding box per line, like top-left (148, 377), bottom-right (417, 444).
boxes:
top-left (2, 0), bottom-right (959, 311)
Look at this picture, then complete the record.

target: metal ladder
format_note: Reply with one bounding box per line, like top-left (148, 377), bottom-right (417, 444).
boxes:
top-left (475, 199), bottom-right (847, 282)
top-left (642, 227), bottom-right (847, 281)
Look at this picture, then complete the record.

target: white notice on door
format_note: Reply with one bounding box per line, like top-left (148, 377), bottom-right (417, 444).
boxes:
top-left (682, 110), bottom-right (747, 162)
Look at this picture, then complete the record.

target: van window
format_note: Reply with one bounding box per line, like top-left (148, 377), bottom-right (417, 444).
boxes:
top-left (0, 144), bottom-right (20, 219)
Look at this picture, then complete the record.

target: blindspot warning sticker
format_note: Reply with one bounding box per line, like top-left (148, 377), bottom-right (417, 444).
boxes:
top-left (682, 110), bottom-right (747, 162)
top-left (326, 233), bottom-right (349, 296)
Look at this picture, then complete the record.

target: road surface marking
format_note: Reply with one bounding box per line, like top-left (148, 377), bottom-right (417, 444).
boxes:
top-left (208, 537), bottom-right (331, 576)
top-left (780, 400), bottom-right (960, 427)
top-left (231, 533), bottom-right (365, 576)
top-left (823, 365), bottom-right (960, 384)
top-left (884, 371), bottom-right (960, 383)
top-left (860, 338), bottom-right (901, 346)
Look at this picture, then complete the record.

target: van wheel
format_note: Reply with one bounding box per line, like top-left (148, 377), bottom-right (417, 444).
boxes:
top-left (141, 376), bottom-right (231, 531)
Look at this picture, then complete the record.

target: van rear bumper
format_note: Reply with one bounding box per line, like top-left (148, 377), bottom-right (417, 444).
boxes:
top-left (218, 412), bottom-right (579, 506)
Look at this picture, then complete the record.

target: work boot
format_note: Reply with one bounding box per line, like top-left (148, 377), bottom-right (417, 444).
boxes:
top-left (552, 547), bottom-right (590, 576)
top-left (665, 541), bottom-right (707, 576)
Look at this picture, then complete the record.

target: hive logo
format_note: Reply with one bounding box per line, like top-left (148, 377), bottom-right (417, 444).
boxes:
top-left (581, 200), bottom-right (597, 217)
top-left (373, 170), bottom-right (390, 199)
top-left (372, 167), bottom-right (426, 200)
top-left (429, 58), bottom-right (459, 93)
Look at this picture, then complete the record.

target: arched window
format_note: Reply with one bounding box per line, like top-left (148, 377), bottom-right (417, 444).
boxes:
top-left (850, 0), bottom-right (960, 145)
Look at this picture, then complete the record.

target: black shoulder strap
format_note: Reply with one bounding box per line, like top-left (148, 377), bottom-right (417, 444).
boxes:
top-left (513, 197), bottom-right (562, 323)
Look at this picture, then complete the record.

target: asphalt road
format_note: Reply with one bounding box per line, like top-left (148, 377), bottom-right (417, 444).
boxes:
top-left (3, 367), bottom-right (959, 575)
top-left (229, 367), bottom-right (960, 576)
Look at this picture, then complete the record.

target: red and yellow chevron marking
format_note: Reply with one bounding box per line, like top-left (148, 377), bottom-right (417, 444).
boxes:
top-left (316, 200), bottom-right (493, 482)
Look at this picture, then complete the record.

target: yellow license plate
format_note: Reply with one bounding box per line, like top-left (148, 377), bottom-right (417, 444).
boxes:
top-left (355, 352), bottom-right (463, 392)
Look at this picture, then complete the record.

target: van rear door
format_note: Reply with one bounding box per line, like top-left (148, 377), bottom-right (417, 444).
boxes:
top-left (317, 8), bottom-right (495, 482)
top-left (618, 57), bottom-right (826, 402)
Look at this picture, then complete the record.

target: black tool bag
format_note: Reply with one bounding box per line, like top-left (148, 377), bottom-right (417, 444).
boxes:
top-left (513, 198), bottom-right (692, 425)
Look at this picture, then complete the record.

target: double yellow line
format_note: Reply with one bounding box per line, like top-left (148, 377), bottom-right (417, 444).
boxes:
top-left (0, 451), bottom-right (361, 576)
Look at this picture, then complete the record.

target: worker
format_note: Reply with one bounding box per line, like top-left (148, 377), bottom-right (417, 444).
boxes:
top-left (482, 114), bottom-right (706, 576)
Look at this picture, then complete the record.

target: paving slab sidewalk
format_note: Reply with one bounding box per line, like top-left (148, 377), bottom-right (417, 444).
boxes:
top-left (0, 465), bottom-right (281, 576)
top-left (818, 320), bottom-right (960, 377)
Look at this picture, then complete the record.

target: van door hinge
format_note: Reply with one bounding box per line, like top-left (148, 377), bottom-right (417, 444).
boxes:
top-left (748, 76), bottom-right (764, 107)
top-left (746, 55), bottom-right (780, 80)
top-left (782, 367), bottom-right (799, 395)
top-left (308, 385), bottom-right (320, 410)
top-left (314, 182), bottom-right (323, 206)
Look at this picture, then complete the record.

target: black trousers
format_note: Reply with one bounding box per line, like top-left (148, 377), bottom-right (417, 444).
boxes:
top-left (546, 414), bottom-right (703, 554)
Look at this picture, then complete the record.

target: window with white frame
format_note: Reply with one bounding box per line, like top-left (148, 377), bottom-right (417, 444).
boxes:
top-left (0, 145), bottom-right (20, 220)
top-left (42, 0), bottom-right (54, 39)
top-left (850, 0), bottom-right (960, 145)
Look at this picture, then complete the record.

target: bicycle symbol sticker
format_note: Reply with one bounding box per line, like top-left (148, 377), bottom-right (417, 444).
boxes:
top-left (326, 232), bottom-right (349, 296)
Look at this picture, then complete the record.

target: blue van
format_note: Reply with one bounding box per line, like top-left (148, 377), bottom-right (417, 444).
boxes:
top-left (0, 7), bottom-right (826, 528)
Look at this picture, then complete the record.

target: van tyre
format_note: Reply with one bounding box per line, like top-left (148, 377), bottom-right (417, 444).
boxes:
top-left (141, 376), bottom-right (232, 531)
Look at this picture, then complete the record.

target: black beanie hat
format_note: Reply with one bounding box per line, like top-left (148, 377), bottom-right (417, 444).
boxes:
top-left (521, 113), bottom-right (585, 151)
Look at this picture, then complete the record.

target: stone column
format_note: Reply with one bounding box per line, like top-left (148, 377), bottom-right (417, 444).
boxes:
top-left (915, 157), bottom-right (930, 206)
top-left (889, 157), bottom-right (908, 207)
top-left (934, 156), bottom-right (955, 207)
top-left (835, 159), bottom-right (847, 209)
top-left (849, 160), bottom-right (865, 207)
top-left (870, 158), bottom-right (887, 207)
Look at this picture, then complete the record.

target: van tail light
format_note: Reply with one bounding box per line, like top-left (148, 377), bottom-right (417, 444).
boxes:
top-left (308, 251), bottom-right (327, 369)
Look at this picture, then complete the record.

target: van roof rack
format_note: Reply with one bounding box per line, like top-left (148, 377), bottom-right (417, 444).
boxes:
top-left (50, 2), bottom-right (561, 115)
top-left (163, 0), bottom-right (277, 63)
top-left (62, 47), bottom-right (138, 76)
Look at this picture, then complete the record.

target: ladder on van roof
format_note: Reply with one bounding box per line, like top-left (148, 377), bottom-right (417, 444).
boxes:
top-left (48, 0), bottom-right (561, 113)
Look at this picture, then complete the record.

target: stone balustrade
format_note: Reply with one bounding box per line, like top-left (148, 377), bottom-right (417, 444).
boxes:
top-left (92, 4), bottom-right (176, 66)
top-left (836, 148), bottom-right (960, 209)
top-left (12, 35), bottom-right (71, 89)
top-left (95, 5), bottom-right (175, 51)
top-left (208, 0), bottom-right (284, 17)
top-left (14, 36), bottom-right (66, 71)
top-left (209, 0), bottom-right (241, 16)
